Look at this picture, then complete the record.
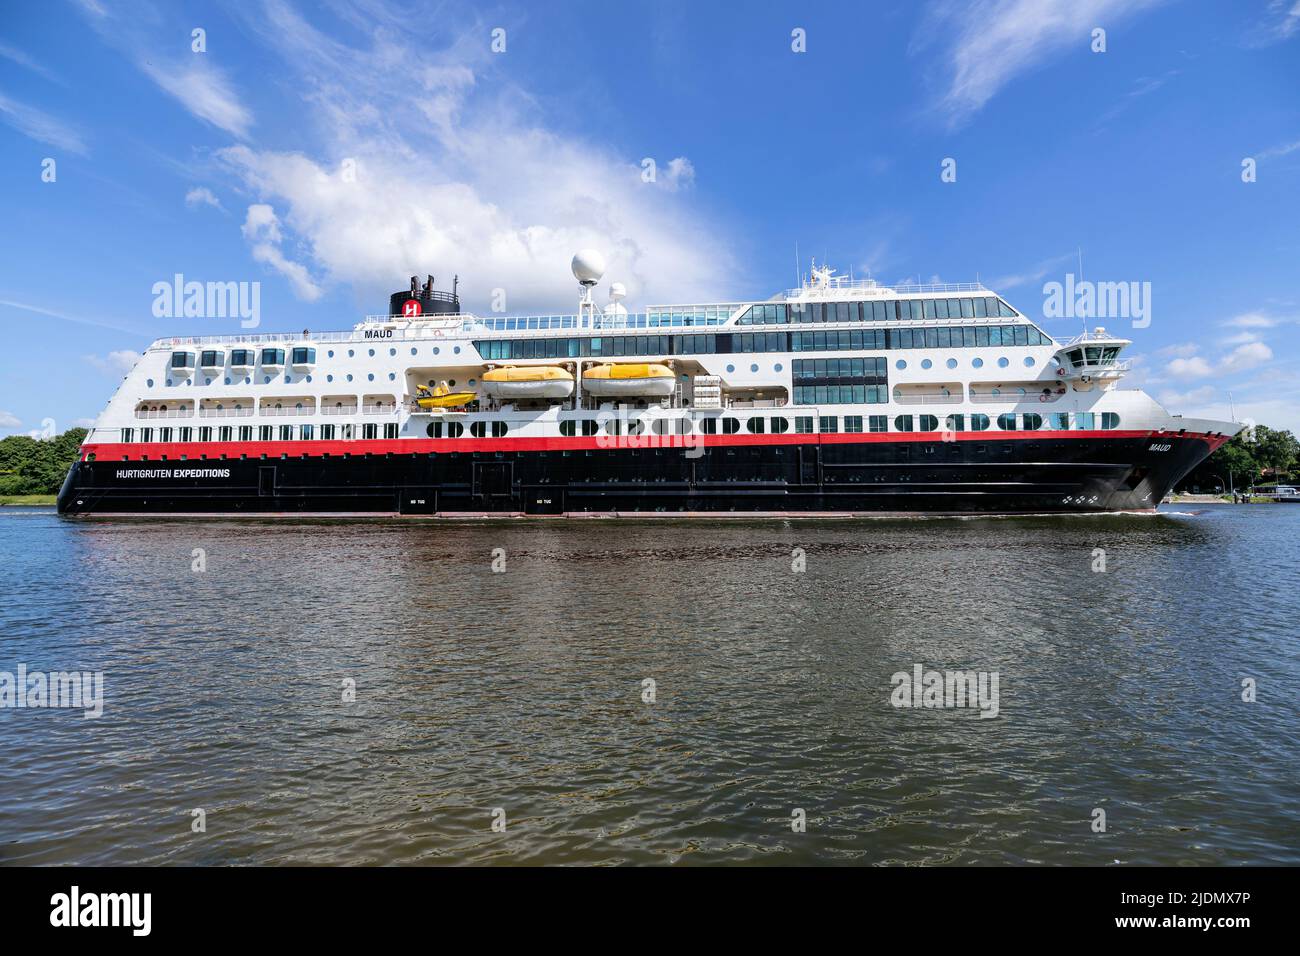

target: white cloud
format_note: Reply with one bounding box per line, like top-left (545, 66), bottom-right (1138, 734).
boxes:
top-left (1158, 342), bottom-right (1200, 358)
top-left (210, 1), bottom-right (734, 311)
top-left (1167, 355), bottom-right (1213, 379)
top-left (73, 417), bottom-right (97, 428)
top-left (85, 350), bottom-right (142, 376)
top-left (140, 59), bottom-right (253, 138)
top-left (185, 186), bottom-right (224, 211)
top-left (1244, 1), bottom-right (1300, 47)
top-left (988, 252), bottom-right (1076, 291)
top-left (0, 411), bottom-right (21, 428)
top-left (0, 92), bottom-right (88, 155)
top-left (658, 157), bottom-right (695, 192)
top-left (240, 203), bottom-right (322, 301)
top-left (1225, 312), bottom-right (1280, 328)
top-left (1220, 341), bottom-right (1273, 373)
top-left (916, 0), bottom-right (1165, 125)
top-left (0, 41), bottom-right (61, 84)
top-left (1257, 139), bottom-right (1300, 161)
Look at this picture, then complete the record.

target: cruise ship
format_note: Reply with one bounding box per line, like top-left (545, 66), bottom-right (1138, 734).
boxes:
top-left (58, 252), bottom-right (1241, 516)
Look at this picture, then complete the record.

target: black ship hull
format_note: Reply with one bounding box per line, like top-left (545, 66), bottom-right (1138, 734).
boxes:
top-left (58, 430), bottom-right (1224, 516)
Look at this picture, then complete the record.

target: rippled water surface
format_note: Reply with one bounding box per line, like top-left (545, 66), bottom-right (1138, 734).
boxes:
top-left (1, 505), bottom-right (1297, 865)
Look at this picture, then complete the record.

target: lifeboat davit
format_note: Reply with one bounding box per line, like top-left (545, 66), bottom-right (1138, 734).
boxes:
top-left (415, 383), bottom-right (477, 409)
top-left (582, 363), bottom-right (676, 397)
top-left (480, 365), bottom-right (574, 399)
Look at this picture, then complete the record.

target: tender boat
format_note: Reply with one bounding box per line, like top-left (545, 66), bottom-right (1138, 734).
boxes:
top-left (479, 365), bottom-right (574, 400)
top-left (582, 362), bottom-right (676, 397)
top-left (415, 383), bottom-right (476, 409)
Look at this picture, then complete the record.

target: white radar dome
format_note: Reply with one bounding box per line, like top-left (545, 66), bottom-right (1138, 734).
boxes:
top-left (608, 281), bottom-right (627, 301)
top-left (571, 249), bottom-right (606, 286)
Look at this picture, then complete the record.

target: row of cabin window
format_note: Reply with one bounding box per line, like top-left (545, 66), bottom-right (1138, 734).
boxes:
top-left (171, 347), bottom-right (316, 370)
top-left (473, 323), bottom-right (1049, 362)
top-left (120, 423), bottom-right (399, 443)
top-left (422, 411), bottom-right (1122, 440)
top-left (739, 297), bottom-right (1018, 325)
top-left (121, 411), bottom-right (1124, 445)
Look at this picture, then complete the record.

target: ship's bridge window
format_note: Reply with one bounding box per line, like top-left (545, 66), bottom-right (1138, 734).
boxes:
top-left (171, 351), bottom-right (195, 369)
top-left (230, 349), bottom-right (254, 367)
top-left (200, 350), bottom-right (224, 368)
top-left (261, 348), bottom-right (285, 366)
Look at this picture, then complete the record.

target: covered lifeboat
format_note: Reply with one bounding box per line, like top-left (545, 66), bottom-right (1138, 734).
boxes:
top-left (479, 365), bottom-right (575, 399)
top-left (582, 362), bottom-right (675, 398)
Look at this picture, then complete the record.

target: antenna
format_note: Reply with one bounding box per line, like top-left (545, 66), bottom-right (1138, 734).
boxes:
top-left (794, 242), bottom-right (801, 289)
top-left (1077, 246), bottom-right (1087, 337)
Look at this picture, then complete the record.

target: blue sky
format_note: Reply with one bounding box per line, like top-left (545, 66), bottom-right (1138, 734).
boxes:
top-left (1, 0), bottom-right (1298, 436)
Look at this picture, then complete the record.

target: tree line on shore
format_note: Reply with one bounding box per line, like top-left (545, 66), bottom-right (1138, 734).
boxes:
top-left (1178, 425), bottom-right (1299, 494)
top-left (0, 428), bottom-right (87, 496)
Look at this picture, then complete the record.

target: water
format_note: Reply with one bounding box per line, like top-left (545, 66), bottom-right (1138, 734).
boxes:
top-left (1, 505), bottom-right (1297, 865)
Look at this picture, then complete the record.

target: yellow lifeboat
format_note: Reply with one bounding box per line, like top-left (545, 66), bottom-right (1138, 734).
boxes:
top-left (415, 383), bottom-right (476, 409)
top-left (480, 365), bottom-right (574, 399)
top-left (582, 362), bottom-right (676, 397)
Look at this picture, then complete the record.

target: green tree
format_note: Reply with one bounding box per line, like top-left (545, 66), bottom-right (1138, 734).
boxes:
top-left (0, 427), bottom-right (88, 495)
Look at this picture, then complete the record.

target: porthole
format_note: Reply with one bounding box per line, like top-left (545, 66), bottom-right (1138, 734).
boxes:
top-left (306, 375), bottom-right (313, 383)
top-left (433, 347), bottom-right (440, 355)
top-left (388, 373), bottom-right (396, 380)
top-left (389, 348), bottom-right (397, 356)
top-left (368, 348), bottom-right (375, 357)
top-left (410, 348), bottom-right (417, 356)
top-left (328, 350), bottom-right (335, 358)
top-left (750, 363), bottom-right (759, 372)
top-left (348, 349), bottom-right (355, 357)
top-left (147, 379), bottom-right (154, 387)
top-left (726, 364), bottom-right (735, 373)
top-left (1024, 356), bottom-right (1036, 367)
top-left (346, 374), bottom-right (354, 382)
top-left (998, 357), bottom-right (1009, 368)
top-left (327, 375), bottom-right (333, 382)
top-left (367, 373), bottom-right (375, 381)
top-left (224, 378), bottom-right (231, 385)
top-left (972, 357), bottom-right (983, 368)
top-left (946, 358), bottom-right (958, 369)
top-left (921, 359), bottom-right (932, 369)
top-left (896, 360), bottom-right (907, 370)
top-left (774, 363), bottom-right (783, 372)
top-left (454, 346), bottom-right (461, 354)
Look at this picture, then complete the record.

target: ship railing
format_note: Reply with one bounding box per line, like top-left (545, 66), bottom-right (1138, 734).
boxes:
top-left (891, 393), bottom-right (963, 405)
top-left (197, 407), bottom-right (253, 418)
top-left (258, 406), bottom-right (316, 417)
top-left (1061, 330), bottom-right (1132, 345)
top-left (784, 279), bottom-right (987, 298)
top-left (969, 391), bottom-right (1066, 404)
top-left (320, 405), bottom-right (359, 416)
top-left (134, 408), bottom-right (195, 419)
top-left (727, 399), bottom-right (787, 409)
top-left (362, 404), bottom-right (399, 415)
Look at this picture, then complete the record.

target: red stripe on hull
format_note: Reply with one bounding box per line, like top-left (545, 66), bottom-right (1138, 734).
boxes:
top-left (80, 429), bottom-right (1231, 462)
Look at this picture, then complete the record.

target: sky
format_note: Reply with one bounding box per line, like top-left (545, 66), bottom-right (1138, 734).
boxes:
top-left (0, 0), bottom-right (1297, 437)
